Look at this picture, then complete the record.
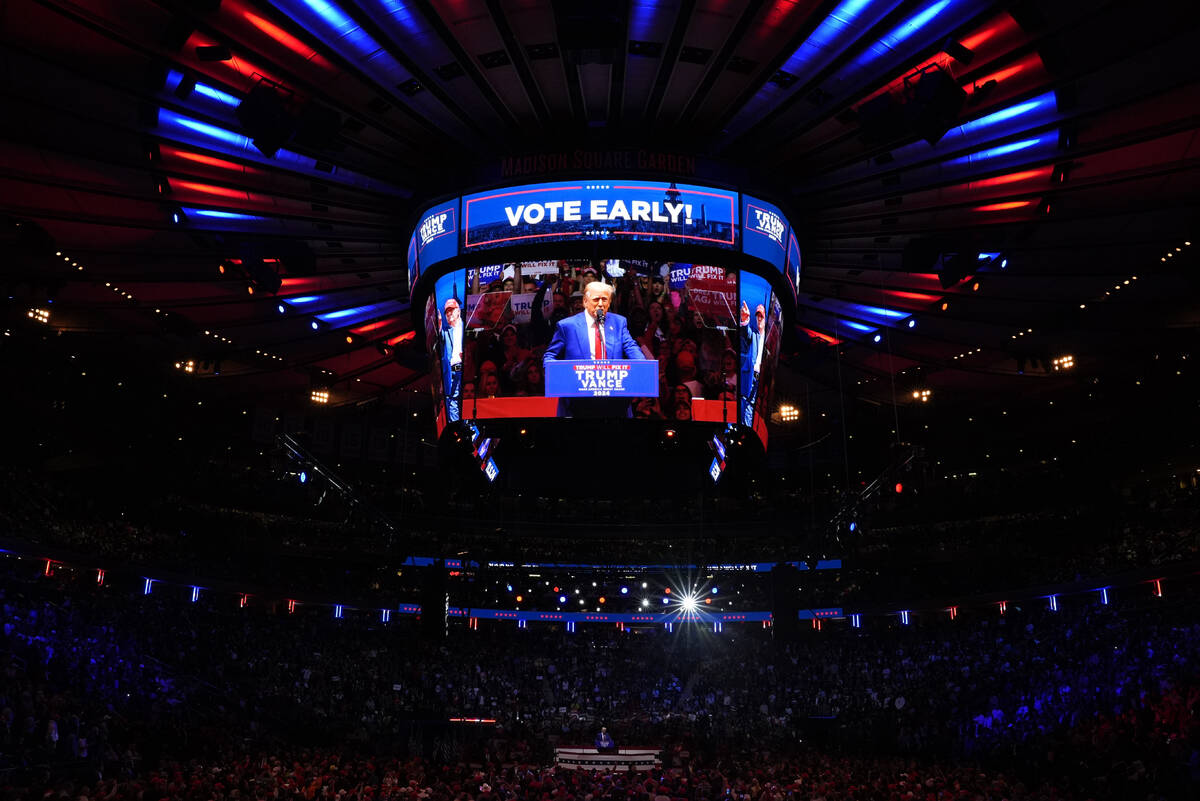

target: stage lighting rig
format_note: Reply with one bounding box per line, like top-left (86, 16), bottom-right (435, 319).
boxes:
top-left (775, 403), bottom-right (800, 423)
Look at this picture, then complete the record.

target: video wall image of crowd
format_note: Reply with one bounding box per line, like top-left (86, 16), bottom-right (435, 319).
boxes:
top-left (427, 260), bottom-right (782, 427)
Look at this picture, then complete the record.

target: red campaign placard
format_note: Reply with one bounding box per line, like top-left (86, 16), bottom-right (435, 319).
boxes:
top-left (464, 291), bottom-right (512, 329)
top-left (685, 265), bottom-right (737, 327)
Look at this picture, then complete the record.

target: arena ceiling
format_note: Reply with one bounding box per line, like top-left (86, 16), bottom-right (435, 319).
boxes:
top-left (2, 0), bottom-right (1198, 415)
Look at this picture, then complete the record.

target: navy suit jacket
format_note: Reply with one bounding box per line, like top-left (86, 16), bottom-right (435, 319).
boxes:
top-left (740, 324), bottom-right (764, 388)
top-left (543, 311), bottom-right (642, 363)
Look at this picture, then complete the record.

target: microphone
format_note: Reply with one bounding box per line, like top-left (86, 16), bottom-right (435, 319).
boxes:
top-left (595, 307), bottom-right (606, 325)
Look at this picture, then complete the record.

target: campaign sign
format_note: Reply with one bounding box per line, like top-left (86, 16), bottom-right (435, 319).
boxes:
top-left (545, 360), bottom-right (658, 398)
top-left (742, 194), bottom-right (788, 276)
top-left (462, 180), bottom-right (739, 251)
top-left (464, 291), bottom-right (511, 329)
top-left (668, 263), bottom-right (692, 290)
top-left (468, 264), bottom-right (505, 285)
top-left (684, 264), bottom-right (737, 327)
top-left (415, 200), bottom-right (459, 275)
top-left (509, 292), bottom-right (552, 325)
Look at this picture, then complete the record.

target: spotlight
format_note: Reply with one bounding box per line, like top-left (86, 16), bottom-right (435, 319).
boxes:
top-left (907, 319), bottom-right (916, 328)
top-left (681, 595), bottom-right (698, 613)
top-left (311, 320), bottom-right (320, 330)
top-left (873, 334), bottom-right (882, 343)
top-left (277, 304), bottom-right (286, 314)
top-left (298, 470), bottom-right (308, 484)
top-left (777, 404), bottom-right (800, 423)
top-left (310, 388), bottom-right (330, 404)
top-left (1052, 355), bottom-right (1074, 371)
top-left (912, 388), bottom-right (931, 402)
top-left (620, 586), bottom-right (629, 594)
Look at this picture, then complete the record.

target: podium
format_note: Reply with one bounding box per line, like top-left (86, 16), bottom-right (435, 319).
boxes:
top-left (544, 359), bottom-right (658, 398)
top-left (553, 746), bottom-right (662, 772)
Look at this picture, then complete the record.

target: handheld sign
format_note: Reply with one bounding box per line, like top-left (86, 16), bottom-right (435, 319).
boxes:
top-left (544, 360), bottom-right (658, 398)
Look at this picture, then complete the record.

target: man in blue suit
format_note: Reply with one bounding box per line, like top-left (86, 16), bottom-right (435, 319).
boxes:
top-left (543, 281), bottom-right (644, 417)
top-left (739, 300), bottom-right (766, 427)
top-left (543, 281), bottom-right (643, 362)
top-left (440, 297), bottom-right (464, 422)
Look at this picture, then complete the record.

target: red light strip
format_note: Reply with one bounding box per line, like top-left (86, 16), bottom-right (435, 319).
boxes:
top-left (171, 179), bottom-right (251, 200)
top-left (972, 167), bottom-right (1052, 189)
top-left (241, 9), bottom-right (330, 67)
top-left (964, 53), bottom-right (1043, 93)
top-left (974, 200), bottom-right (1033, 212)
top-left (280, 278), bottom-right (325, 290)
top-left (350, 316), bottom-right (396, 333)
top-left (885, 290), bottom-right (940, 302)
top-left (161, 146), bottom-right (252, 173)
top-left (800, 327), bottom-right (841, 345)
top-left (386, 331), bottom-right (416, 346)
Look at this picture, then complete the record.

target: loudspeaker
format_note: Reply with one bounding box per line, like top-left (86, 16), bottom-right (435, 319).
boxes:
top-left (237, 85), bottom-right (295, 157)
top-left (905, 67), bottom-right (966, 145)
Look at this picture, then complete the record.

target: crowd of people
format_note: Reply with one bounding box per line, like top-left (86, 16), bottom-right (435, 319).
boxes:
top-left (1, 555), bottom-right (1198, 799)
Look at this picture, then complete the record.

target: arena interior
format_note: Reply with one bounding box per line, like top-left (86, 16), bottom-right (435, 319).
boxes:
top-left (2, 1), bottom-right (1200, 799)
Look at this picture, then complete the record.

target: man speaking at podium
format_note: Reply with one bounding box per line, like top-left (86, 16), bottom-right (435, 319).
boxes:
top-left (544, 281), bottom-right (644, 417)
top-left (544, 281), bottom-right (642, 362)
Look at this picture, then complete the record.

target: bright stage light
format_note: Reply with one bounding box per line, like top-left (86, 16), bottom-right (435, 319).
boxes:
top-left (680, 594), bottom-right (699, 613)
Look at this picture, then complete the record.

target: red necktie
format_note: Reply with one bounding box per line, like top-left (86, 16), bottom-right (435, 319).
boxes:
top-left (594, 321), bottom-right (606, 359)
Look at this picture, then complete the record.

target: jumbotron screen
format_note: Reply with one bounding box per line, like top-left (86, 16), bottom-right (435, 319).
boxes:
top-left (427, 259), bottom-right (782, 446)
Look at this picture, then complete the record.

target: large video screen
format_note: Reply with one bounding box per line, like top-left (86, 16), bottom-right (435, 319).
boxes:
top-left (428, 259), bottom-right (745, 432)
top-left (428, 258), bottom-right (783, 444)
top-left (461, 180), bottom-right (740, 252)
